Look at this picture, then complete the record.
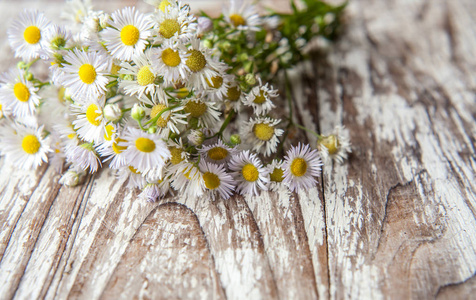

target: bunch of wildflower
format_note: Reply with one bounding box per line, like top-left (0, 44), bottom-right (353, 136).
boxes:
top-left (0, 0), bottom-right (350, 202)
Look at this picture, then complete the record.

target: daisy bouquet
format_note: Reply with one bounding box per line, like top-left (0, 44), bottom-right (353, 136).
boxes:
top-left (0, 0), bottom-right (350, 201)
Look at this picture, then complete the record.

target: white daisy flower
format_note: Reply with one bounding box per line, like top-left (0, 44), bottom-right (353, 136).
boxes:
top-left (61, 49), bottom-right (111, 102)
top-left (7, 10), bottom-right (51, 61)
top-left (170, 161), bottom-right (205, 198)
top-left (243, 78), bottom-right (278, 115)
top-left (0, 68), bottom-right (40, 118)
top-left (152, 2), bottom-right (196, 42)
top-left (184, 38), bottom-right (221, 90)
top-left (61, 0), bottom-right (93, 25)
top-left (117, 165), bottom-right (147, 189)
top-left (229, 150), bottom-right (269, 196)
top-left (39, 25), bottom-right (71, 60)
top-left (182, 96), bottom-right (221, 128)
top-left (198, 139), bottom-right (237, 166)
top-left (145, 0), bottom-right (176, 12)
top-left (120, 127), bottom-right (171, 173)
top-left (205, 68), bottom-right (234, 102)
top-left (150, 39), bottom-right (189, 84)
top-left (65, 141), bottom-right (101, 173)
top-left (266, 159), bottom-right (285, 191)
top-left (242, 116), bottom-right (284, 157)
top-left (223, 82), bottom-right (246, 110)
top-left (71, 96), bottom-right (107, 144)
top-left (96, 124), bottom-right (129, 169)
top-left (0, 124), bottom-right (51, 170)
top-left (317, 126), bottom-right (352, 164)
top-left (101, 7), bottom-right (153, 61)
top-left (283, 143), bottom-right (322, 192)
top-left (199, 160), bottom-right (235, 200)
top-left (119, 50), bottom-right (164, 99)
top-left (224, 0), bottom-right (262, 31)
top-left (165, 138), bottom-right (189, 172)
top-left (148, 101), bottom-right (188, 137)
top-left (80, 10), bottom-right (110, 52)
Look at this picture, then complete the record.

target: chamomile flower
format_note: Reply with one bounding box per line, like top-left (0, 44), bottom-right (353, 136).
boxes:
top-left (205, 71), bottom-right (233, 102)
top-left (223, 82), bottom-right (246, 110)
top-left (7, 10), bottom-right (51, 61)
top-left (165, 138), bottom-right (189, 173)
top-left (102, 7), bottom-right (154, 61)
top-left (152, 1), bottom-right (196, 42)
top-left (317, 126), bottom-right (352, 164)
top-left (0, 125), bottom-right (51, 170)
top-left (117, 165), bottom-right (147, 189)
top-left (119, 50), bottom-right (164, 98)
top-left (229, 150), bottom-right (269, 196)
top-left (65, 142), bottom-right (101, 173)
top-left (148, 101), bottom-right (188, 137)
top-left (198, 160), bottom-right (234, 200)
top-left (151, 39), bottom-right (189, 84)
top-left (120, 127), bottom-right (171, 173)
top-left (182, 97), bottom-right (221, 128)
top-left (266, 159), bottom-right (285, 191)
top-left (145, 0), bottom-right (176, 12)
top-left (61, 0), bottom-right (93, 25)
top-left (71, 97), bottom-right (107, 143)
top-left (170, 161), bottom-right (205, 198)
top-left (283, 143), bottom-right (322, 192)
top-left (96, 124), bottom-right (129, 169)
top-left (224, 0), bottom-right (262, 31)
top-left (39, 25), bottom-right (71, 60)
top-left (243, 79), bottom-right (278, 115)
top-left (0, 68), bottom-right (40, 118)
top-left (242, 117), bottom-right (284, 157)
top-left (198, 139), bottom-right (237, 166)
top-left (184, 38), bottom-right (221, 90)
top-left (61, 49), bottom-right (111, 102)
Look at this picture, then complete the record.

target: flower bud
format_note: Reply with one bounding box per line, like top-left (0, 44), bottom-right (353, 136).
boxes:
top-left (230, 134), bottom-right (241, 145)
top-left (187, 129), bottom-right (205, 146)
top-left (104, 104), bottom-right (122, 122)
top-left (198, 17), bottom-right (213, 34)
top-left (131, 104), bottom-right (145, 121)
top-left (148, 125), bottom-right (157, 134)
top-left (202, 39), bottom-right (213, 49)
top-left (245, 74), bottom-right (256, 86)
top-left (59, 170), bottom-right (81, 187)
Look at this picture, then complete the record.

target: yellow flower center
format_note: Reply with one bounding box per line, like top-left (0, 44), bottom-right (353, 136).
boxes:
top-left (78, 64), bottom-right (97, 84)
top-left (104, 124), bottom-right (115, 141)
top-left (186, 50), bottom-right (206, 72)
top-left (184, 100), bottom-right (207, 118)
top-left (67, 133), bottom-right (76, 139)
top-left (270, 167), bottom-right (284, 182)
top-left (169, 146), bottom-right (183, 164)
top-left (253, 91), bottom-right (267, 104)
top-left (242, 163), bottom-right (259, 182)
top-left (230, 14), bottom-right (246, 27)
top-left (135, 137), bottom-right (156, 152)
top-left (203, 172), bottom-right (220, 190)
top-left (86, 104), bottom-right (102, 126)
top-left (137, 65), bottom-right (155, 86)
top-left (162, 48), bottom-right (181, 67)
top-left (23, 26), bottom-right (41, 44)
top-left (253, 123), bottom-right (274, 141)
top-left (120, 24), bottom-right (140, 46)
top-left (290, 158), bottom-right (307, 177)
top-left (226, 86), bottom-right (241, 101)
top-left (207, 147), bottom-right (228, 161)
top-left (319, 135), bottom-right (339, 155)
top-left (206, 76), bottom-right (223, 89)
top-left (159, 0), bottom-right (171, 12)
top-left (21, 134), bottom-right (41, 154)
top-left (150, 104), bottom-right (171, 128)
top-left (57, 87), bottom-right (66, 102)
top-left (13, 82), bottom-right (30, 102)
top-left (111, 63), bottom-right (121, 75)
top-left (159, 19), bottom-right (180, 39)
top-left (129, 166), bottom-right (140, 174)
top-left (112, 138), bottom-right (127, 154)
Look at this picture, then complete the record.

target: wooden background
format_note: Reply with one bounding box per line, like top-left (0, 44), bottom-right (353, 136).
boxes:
top-left (1, 0), bottom-right (475, 299)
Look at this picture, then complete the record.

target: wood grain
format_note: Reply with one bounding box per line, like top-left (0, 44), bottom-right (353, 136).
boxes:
top-left (0, 0), bottom-right (475, 299)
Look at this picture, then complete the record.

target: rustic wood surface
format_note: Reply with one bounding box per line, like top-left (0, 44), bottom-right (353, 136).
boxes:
top-left (1, 0), bottom-right (475, 299)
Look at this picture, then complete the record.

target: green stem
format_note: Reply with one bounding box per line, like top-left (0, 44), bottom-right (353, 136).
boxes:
top-left (294, 123), bottom-right (322, 139)
top-left (138, 119), bottom-right (146, 131)
top-left (217, 109), bottom-right (236, 137)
